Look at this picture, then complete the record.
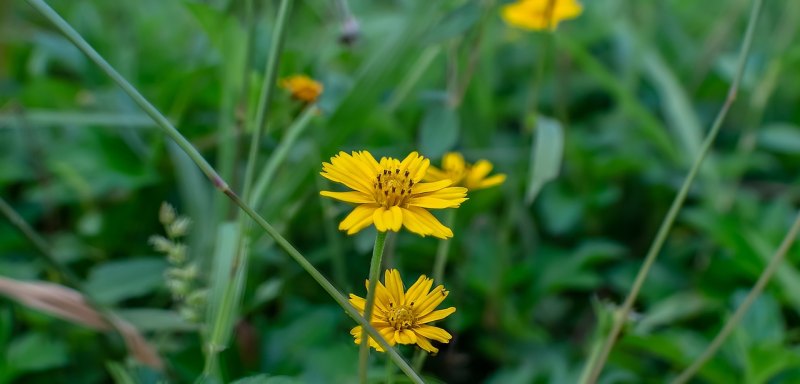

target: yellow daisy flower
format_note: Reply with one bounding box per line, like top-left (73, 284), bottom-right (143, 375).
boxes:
top-left (349, 269), bottom-right (455, 354)
top-left (425, 152), bottom-right (506, 191)
top-left (501, 0), bottom-right (583, 31)
top-left (320, 151), bottom-right (467, 239)
top-left (279, 74), bottom-right (323, 103)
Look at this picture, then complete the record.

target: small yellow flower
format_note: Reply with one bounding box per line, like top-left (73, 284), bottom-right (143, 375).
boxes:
top-left (349, 269), bottom-right (455, 354)
top-left (279, 74), bottom-right (323, 103)
top-left (320, 151), bottom-right (467, 239)
top-left (425, 152), bottom-right (506, 191)
top-left (501, 0), bottom-right (583, 31)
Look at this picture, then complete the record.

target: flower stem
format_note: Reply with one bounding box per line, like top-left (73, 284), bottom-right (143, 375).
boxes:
top-left (582, 0), bottom-right (764, 382)
top-left (432, 210), bottom-right (457, 284)
top-left (25, 1), bottom-right (423, 382)
top-left (411, 209), bottom-right (458, 371)
top-left (671, 211), bottom-right (800, 383)
top-left (359, 231), bottom-right (388, 384)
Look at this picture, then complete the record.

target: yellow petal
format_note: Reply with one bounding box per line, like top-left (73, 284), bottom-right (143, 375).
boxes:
top-left (442, 152), bottom-right (465, 172)
top-left (407, 196), bottom-right (465, 209)
top-left (403, 206), bottom-right (454, 239)
top-left (423, 166), bottom-right (450, 182)
top-left (414, 325), bottom-right (452, 343)
top-left (384, 269), bottom-right (405, 305)
top-left (412, 179), bottom-right (452, 194)
top-left (417, 307), bottom-right (456, 324)
top-left (414, 334), bottom-right (438, 354)
top-left (405, 275), bottom-right (433, 305)
top-left (320, 191), bottom-right (375, 204)
top-left (349, 293), bottom-right (366, 313)
top-left (339, 204), bottom-right (378, 234)
top-left (400, 207), bottom-right (433, 238)
top-left (388, 206), bottom-right (403, 232)
top-left (416, 285), bottom-right (449, 316)
top-left (396, 329), bottom-right (417, 344)
top-left (473, 174), bottom-right (506, 190)
top-left (373, 206), bottom-right (388, 232)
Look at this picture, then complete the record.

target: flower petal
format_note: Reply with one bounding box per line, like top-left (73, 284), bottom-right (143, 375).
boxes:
top-left (320, 191), bottom-right (374, 204)
top-left (412, 179), bottom-right (452, 194)
top-left (474, 174), bottom-right (506, 190)
top-left (414, 325), bottom-right (452, 343)
top-left (416, 284), bottom-right (449, 316)
top-left (403, 206), bottom-right (454, 239)
top-left (388, 206), bottom-right (403, 232)
top-left (417, 307), bottom-right (456, 324)
top-left (405, 275), bottom-right (433, 305)
top-left (339, 204), bottom-right (378, 234)
top-left (384, 269), bottom-right (405, 305)
top-left (414, 334), bottom-right (438, 354)
top-left (373, 206), bottom-right (388, 232)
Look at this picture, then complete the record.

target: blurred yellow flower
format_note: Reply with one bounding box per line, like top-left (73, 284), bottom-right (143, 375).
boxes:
top-left (320, 151), bottom-right (467, 239)
top-left (279, 74), bottom-right (323, 103)
top-left (425, 152), bottom-right (506, 191)
top-left (350, 269), bottom-right (455, 354)
top-left (501, 0), bottom-right (583, 31)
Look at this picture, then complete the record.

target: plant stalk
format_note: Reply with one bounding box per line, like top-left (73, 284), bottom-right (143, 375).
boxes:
top-left (25, 1), bottom-right (423, 381)
top-left (582, 0), bottom-right (764, 382)
top-left (359, 231), bottom-right (388, 384)
top-left (671, 211), bottom-right (800, 383)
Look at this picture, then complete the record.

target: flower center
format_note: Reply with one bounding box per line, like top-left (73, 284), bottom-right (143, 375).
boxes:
top-left (374, 168), bottom-right (414, 208)
top-left (387, 303), bottom-right (416, 330)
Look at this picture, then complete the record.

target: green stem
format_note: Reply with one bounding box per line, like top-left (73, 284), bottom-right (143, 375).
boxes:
top-left (25, 1), bottom-right (423, 382)
top-left (359, 231), bottom-right (388, 384)
top-left (250, 104), bottom-right (318, 209)
top-left (386, 354), bottom-right (396, 384)
top-left (432, 210), bottom-right (457, 284)
top-left (204, 0), bottom-right (294, 376)
top-left (242, 0), bottom-right (293, 202)
top-left (671, 211), bottom-right (800, 383)
top-left (582, 1), bottom-right (764, 382)
top-left (412, 209), bottom-right (457, 371)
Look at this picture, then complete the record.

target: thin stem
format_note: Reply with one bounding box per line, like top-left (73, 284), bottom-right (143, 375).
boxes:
top-left (0, 197), bottom-right (132, 361)
top-left (386, 354), bottom-right (396, 384)
top-left (25, 1), bottom-right (423, 382)
top-left (671, 211), bottom-right (800, 383)
top-left (0, 198), bottom-right (82, 291)
top-left (412, 209), bottom-right (458, 371)
top-left (359, 231), bottom-right (388, 384)
top-left (250, 104), bottom-right (318, 209)
top-left (432, 210), bottom-right (457, 284)
top-left (583, 1), bottom-right (764, 382)
top-left (243, 0), bottom-right (293, 202)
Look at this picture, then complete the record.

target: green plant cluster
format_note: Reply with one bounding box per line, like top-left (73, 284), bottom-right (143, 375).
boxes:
top-left (2, 0), bottom-right (800, 383)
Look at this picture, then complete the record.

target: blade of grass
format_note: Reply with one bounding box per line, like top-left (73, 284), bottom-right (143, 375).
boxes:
top-left (581, 0), bottom-right (764, 382)
top-left (671, 210), bottom-right (800, 384)
top-left (23, 1), bottom-right (423, 382)
top-left (204, 0), bottom-right (293, 375)
top-left (557, 35), bottom-right (679, 163)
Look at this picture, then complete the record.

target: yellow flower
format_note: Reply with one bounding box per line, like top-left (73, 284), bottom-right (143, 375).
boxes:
top-left (349, 269), bottom-right (455, 354)
top-left (501, 0), bottom-right (583, 31)
top-left (425, 152), bottom-right (506, 191)
top-left (279, 74), bottom-right (323, 103)
top-left (320, 151), bottom-right (467, 239)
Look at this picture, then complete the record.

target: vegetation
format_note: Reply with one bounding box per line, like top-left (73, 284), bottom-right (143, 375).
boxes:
top-left (2, 0), bottom-right (800, 383)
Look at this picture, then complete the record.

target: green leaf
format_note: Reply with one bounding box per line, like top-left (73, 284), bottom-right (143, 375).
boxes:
top-left (85, 258), bottom-right (168, 304)
top-left (206, 222), bottom-right (242, 350)
top-left (6, 333), bottom-right (68, 376)
top-left (116, 308), bottom-right (196, 332)
top-left (758, 123), bottom-right (800, 154)
top-left (525, 116), bottom-right (564, 205)
top-left (418, 102), bottom-right (459, 159)
top-left (231, 375), bottom-right (302, 384)
top-left (636, 292), bottom-right (715, 333)
top-left (421, 2), bottom-right (481, 45)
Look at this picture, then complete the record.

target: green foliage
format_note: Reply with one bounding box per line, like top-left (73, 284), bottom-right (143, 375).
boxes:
top-left (3, 0), bottom-right (800, 383)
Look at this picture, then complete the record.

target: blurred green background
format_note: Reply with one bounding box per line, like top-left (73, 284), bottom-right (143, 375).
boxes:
top-left (3, 0), bottom-right (800, 383)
